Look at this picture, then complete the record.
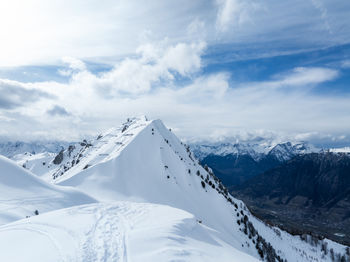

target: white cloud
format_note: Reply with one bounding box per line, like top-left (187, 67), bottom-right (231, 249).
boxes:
top-left (310, 0), bottom-right (332, 34)
top-left (0, 0), bottom-right (208, 67)
top-left (58, 57), bottom-right (87, 76)
top-left (341, 60), bottom-right (350, 68)
top-left (0, 49), bottom-right (349, 145)
top-left (215, 0), bottom-right (260, 32)
top-left (62, 57), bottom-right (87, 71)
top-left (254, 67), bottom-right (339, 89)
top-left (64, 41), bottom-right (206, 96)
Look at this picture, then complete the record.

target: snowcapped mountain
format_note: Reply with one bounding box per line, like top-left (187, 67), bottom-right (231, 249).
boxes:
top-left (0, 117), bottom-right (348, 262)
top-left (0, 141), bottom-right (69, 158)
top-left (329, 147), bottom-right (350, 153)
top-left (191, 142), bottom-right (270, 162)
top-left (12, 152), bottom-right (57, 179)
top-left (191, 141), bottom-right (319, 187)
top-left (191, 141), bottom-right (318, 162)
top-left (0, 155), bottom-right (95, 225)
top-left (267, 142), bottom-right (317, 162)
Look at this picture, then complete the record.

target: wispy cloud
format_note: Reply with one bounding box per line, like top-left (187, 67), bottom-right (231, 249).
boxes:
top-left (341, 60), bottom-right (350, 68)
top-left (244, 67), bottom-right (339, 89)
top-left (215, 0), bottom-right (261, 32)
top-left (310, 0), bottom-right (332, 34)
top-left (0, 0), bottom-right (349, 66)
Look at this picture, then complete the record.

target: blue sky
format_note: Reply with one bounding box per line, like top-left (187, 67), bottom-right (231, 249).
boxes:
top-left (0, 0), bottom-right (349, 147)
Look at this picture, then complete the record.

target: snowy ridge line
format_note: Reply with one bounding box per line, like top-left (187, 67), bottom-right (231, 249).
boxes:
top-left (50, 117), bottom-right (149, 183)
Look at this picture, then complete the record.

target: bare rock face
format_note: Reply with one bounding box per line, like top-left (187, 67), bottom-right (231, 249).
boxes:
top-left (53, 150), bottom-right (64, 165)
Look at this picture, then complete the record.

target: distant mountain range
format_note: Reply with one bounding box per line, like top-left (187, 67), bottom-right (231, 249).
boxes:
top-left (191, 141), bottom-right (318, 187)
top-left (0, 141), bottom-right (69, 158)
top-left (191, 141), bottom-right (317, 162)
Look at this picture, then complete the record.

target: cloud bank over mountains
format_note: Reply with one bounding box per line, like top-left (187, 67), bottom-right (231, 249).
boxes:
top-left (0, 0), bottom-right (349, 146)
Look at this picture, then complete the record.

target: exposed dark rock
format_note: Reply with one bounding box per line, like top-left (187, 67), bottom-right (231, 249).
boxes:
top-left (53, 150), bottom-right (64, 165)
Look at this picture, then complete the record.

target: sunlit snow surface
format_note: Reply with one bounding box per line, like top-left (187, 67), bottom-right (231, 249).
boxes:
top-left (0, 202), bottom-right (257, 262)
top-left (0, 156), bottom-right (95, 225)
top-left (0, 117), bottom-right (348, 262)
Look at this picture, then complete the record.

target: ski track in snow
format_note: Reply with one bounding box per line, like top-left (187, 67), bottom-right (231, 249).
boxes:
top-left (73, 203), bottom-right (147, 262)
top-left (81, 204), bottom-right (133, 262)
top-left (0, 202), bottom-right (151, 262)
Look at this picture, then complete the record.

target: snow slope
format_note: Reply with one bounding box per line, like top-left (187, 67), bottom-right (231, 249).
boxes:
top-left (12, 152), bottom-right (57, 179)
top-left (0, 202), bottom-right (258, 262)
top-left (1, 117), bottom-right (348, 262)
top-left (0, 155), bottom-right (95, 225)
top-left (49, 117), bottom-right (348, 262)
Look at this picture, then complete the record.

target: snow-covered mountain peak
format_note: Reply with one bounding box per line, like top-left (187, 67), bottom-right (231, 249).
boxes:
top-left (99, 115), bottom-right (150, 137)
top-left (268, 141), bottom-right (316, 161)
top-left (39, 117), bottom-right (153, 182)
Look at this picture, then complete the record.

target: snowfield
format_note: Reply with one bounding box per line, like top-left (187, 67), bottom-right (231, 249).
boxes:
top-left (0, 202), bottom-right (258, 262)
top-left (0, 117), bottom-right (348, 262)
top-left (0, 155), bottom-right (95, 225)
top-left (12, 151), bottom-right (58, 180)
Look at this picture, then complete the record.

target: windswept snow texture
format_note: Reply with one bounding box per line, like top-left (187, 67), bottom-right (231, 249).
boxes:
top-left (0, 156), bottom-right (95, 225)
top-left (0, 202), bottom-right (258, 262)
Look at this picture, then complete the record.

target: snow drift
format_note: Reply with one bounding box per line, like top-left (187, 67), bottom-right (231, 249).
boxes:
top-left (0, 155), bottom-right (95, 225)
top-left (0, 202), bottom-right (258, 262)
